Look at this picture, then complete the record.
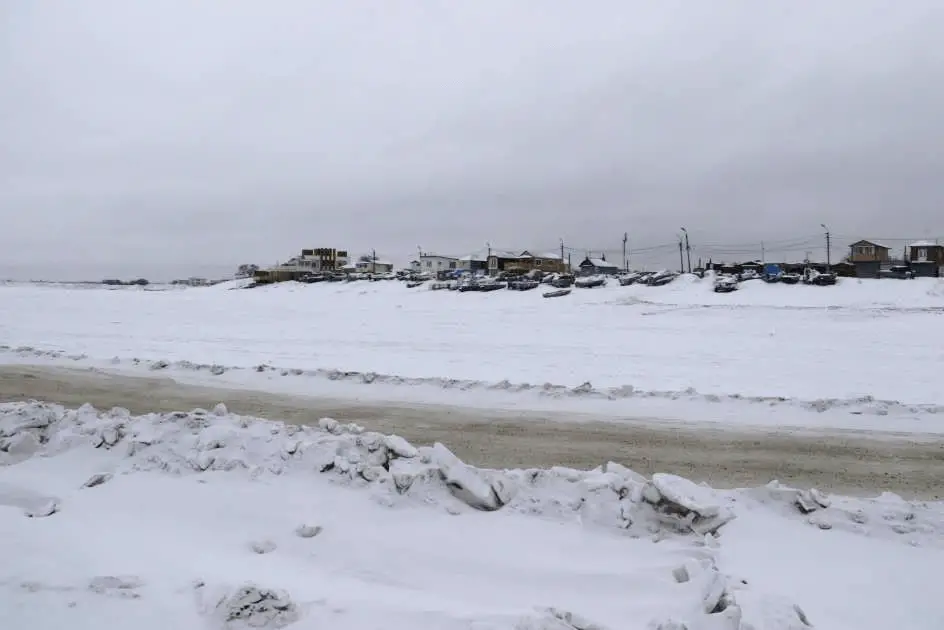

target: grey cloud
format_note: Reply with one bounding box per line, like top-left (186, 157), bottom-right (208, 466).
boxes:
top-left (2, 1), bottom-right (943, 280)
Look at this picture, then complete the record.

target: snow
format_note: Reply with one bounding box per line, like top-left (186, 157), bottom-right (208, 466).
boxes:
top-left (2, 401), bottom-right (942, 630)
top-left (4, 279), bottom-right (944, 432)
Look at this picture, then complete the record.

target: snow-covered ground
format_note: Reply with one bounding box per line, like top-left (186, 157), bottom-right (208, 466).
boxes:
top-left (2, 401), bottom-right (941, 630)
top-left (2, 278), bottom-right (944, 432)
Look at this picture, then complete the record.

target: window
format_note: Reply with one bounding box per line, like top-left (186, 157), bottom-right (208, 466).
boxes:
top-left (426, 261), bottom-right (432, 268)
top-left (534, 259), bottom-right (543, 266)
top-left (449, 262), bottom-right (456, 269)
top-left (918, 248), bottom-right (928, 260)
top-left (855, 245), bottom-right (874, 256)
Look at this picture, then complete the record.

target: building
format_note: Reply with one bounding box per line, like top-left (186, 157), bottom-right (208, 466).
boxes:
top-left (848, 240), bottom-right (892, 278)
top-left (848, 240), bottom-right (890, 263)
top-left (486, 250), bottom-right (523, 275)
top-left (417, 254), bottom-right (459, 274)
top-left (298, 248), bottom-right (349, 271)
top-left (502, 251), bottom-right (570, 274)
top-left (354, 257), bottom-right (394, 274)
top-left (457, 253), bottom-right (488, 273)
top-left (909, 241), bottom-right (944, 277)
top-left (578, 256), bottom-right (620, 276)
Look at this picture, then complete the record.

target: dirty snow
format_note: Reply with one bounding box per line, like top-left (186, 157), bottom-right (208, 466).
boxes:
top-left (2, 401), bottom-right (942, 629)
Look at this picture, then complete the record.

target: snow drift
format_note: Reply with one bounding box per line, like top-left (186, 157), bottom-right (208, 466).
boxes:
top-left (2, 401), bottom-right (943, 629)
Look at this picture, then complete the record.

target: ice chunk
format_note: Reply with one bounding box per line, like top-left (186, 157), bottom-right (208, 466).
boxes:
top-left (431, 442), bottom-right (504, 511)
top-left (651, 473), bottom-right (721, 518)
top-left (384, 434), bottom-right (418, 458)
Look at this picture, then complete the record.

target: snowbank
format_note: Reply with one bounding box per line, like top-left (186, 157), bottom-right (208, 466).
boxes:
top-left (3, 401), bottom-right (943, 629)
top-left (6, 344), bottom-right (944, 422)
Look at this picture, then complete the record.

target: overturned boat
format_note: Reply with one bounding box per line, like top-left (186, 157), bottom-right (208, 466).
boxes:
top-left (542, 288), bottom-right (572, 298)
top-left (575, 275), bottom-right (606, 288)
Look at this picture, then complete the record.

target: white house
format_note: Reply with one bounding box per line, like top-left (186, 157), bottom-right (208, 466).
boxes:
top-left (418, 254), bottom-right (459, 274)
top-left (457, 253), bottom-right (488, 273)
top-left (354, 258), bottom-right (394, 273)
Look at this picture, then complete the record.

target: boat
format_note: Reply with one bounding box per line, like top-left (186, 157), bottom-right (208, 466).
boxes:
top-left (780, 273), bottom-right (801, 285)
top-left (508, 279), bottom-right (540, 291)
top-left (552, 274), bottom-right (575, 288)
top-left (713, 275), bottom-right (739, 293)
top-left (617, 272), bottom-right (643, 286)
top-left (646, 270), bottom-right (679, 286)
top-left (298, 273), bottom-right (326, 283)
top-left (405, 281), bottom-right (425, 288)
top-left (542, 288), bottom-right (571, 298)
top-left (575, 275), bottom-right (606, 288)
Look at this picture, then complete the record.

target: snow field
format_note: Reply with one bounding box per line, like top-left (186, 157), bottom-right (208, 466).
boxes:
top-left (3, 277), bottom-right (944, 409)
top-left (2, 401), bottom-right (943, 629)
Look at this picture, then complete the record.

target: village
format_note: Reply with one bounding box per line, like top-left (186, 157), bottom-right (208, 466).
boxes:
top-left (244, 238), bottom-right (944, 293)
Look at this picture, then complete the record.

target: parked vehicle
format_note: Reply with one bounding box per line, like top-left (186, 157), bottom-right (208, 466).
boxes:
top-left (780, 273), bottom-right (801, 284)
top-left (299, 273), bottom-right (326, 283)
top-left (405, 280), bottom-right (425, 288)
top-left (575, 275), bottom-right (606, 288)
top-left (739, 269), bottom-right (761, 281)
top-left (879, 265), bottom-right (915, 280)
top-left (713, 275), bottom-right (739, 293)
top-left (762, 264), bottom-right (783, 283)
top-left (803, 268), bottom-right (837, 286)
top-left (542, 288), bottom-right (572, 298)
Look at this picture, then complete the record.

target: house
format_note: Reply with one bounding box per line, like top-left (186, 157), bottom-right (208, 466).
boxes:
top-left (909, 241), bottom-right (944, 277)
top-left (298, 248), bottom-right (349, 272)
top-left (354, 256), bottom-right (394, 274)
top-left (418, 254), bottom-right (459, 274)
top-left (578, 255), bottom-right (620, 276)
top-left (504, 251), bottom-right (570, 274)
top-left (848, 240), bottom-right (890, 262)
top-left (848, 240), bottom-right (891, 278)
top-left (457, 253), bottom-right (488, 273)
top-left (486, 250), bottom-right (521, 275)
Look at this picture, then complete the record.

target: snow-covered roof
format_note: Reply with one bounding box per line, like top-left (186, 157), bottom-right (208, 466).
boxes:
top-left (458, 253), bottom-right (487, 262)
top-left (420, 254), bottom-right (458, 260)
top-left (849, 240), bottom-right (889, 249)
top-left (488, 250), bottom-right (519, 259)
top-left (582, 258), bottom-right (617, 268)
top-left (909, 240), bottom-right (939, 248)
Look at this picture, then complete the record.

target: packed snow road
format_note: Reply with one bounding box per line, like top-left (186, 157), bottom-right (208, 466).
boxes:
top-left (1, 365), bottom-right (940, 499)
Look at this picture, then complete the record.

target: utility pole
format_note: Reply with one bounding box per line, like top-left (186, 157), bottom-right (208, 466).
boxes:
top-left (622, 232), bottom-right (628, 272)
top-left (678, 238), bottom-right (685, 274)
top-left (821, 224), bottom-right (831, 270)
top-left (371, 248), bottom-right (376, 275)
top-left (761, 241), bottom-right (766, 264)
top-left (681, 227), bottom-right (692, 273)
top-left (560, 238), bottom-right (565, 270)
top-left (486, 242), bottom-right (492, 276)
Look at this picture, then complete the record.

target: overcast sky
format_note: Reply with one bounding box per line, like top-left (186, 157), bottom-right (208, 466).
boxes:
top-left (2, 1), bottom-right (943, 280)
